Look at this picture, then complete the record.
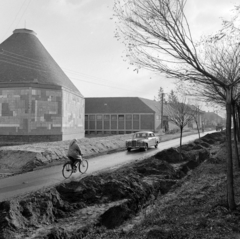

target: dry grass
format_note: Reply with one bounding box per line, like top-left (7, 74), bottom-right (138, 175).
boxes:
top-left (83, 143), bottom-right (240, 239)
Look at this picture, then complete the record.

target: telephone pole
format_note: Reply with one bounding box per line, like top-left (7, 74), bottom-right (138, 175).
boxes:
top-left (161, 92), bottom-right (164, 129)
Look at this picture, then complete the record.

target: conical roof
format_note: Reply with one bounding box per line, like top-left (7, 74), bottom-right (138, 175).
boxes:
top-left (0, 28), bottom-right (82, 96)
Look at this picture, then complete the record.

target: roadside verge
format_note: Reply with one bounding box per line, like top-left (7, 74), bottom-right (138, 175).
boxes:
top-left (0, 130), bottom-right (210, 177)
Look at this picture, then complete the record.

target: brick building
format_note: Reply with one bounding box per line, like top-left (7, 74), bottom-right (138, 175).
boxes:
top-left (0, 29), bottom-right (84, 142)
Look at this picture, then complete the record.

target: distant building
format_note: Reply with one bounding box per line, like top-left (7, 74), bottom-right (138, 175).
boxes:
top-left (85, 97), bottom-right (205, 135)
top-left (203, 111), bottom-right (225, 127)
top-left (188, 105), bottom-right (205, 130)
top-left (85, 97), bottom-right (172, 135)
top-left (0, 29), bottom-right (84, 142)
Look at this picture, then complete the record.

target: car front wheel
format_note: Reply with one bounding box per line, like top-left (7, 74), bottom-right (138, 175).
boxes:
top-left (155, 142), bottom-right (158, 148)
top-left (144, 144), bottom-right (148, 151)
top-left (127, 148), bottom-right (131, 152)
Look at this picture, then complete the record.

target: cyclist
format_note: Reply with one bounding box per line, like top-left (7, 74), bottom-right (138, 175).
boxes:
top-left (67, 139), bottom-right (82, 172)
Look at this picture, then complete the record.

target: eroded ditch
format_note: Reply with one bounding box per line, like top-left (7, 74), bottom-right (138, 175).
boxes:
top-left (0, 132), bottom-right (225, 239)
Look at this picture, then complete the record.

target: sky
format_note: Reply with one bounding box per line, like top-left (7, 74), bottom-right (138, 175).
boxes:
top-left (0, 0), bottom-right (237, 109)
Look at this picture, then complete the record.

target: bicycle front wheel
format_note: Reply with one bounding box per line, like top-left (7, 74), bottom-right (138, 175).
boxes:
top-left (62, 162), bottom-right (73, 179)
top-left (79, 159), bottom-right (88, 174)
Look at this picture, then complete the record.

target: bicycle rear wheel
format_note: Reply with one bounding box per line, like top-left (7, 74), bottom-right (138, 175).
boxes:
top-left (62, 162), bottom-right (73, 179)
top-left (79, 159), bottom-right (88, 174)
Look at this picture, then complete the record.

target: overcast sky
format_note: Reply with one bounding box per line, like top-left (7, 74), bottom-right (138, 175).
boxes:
top-left (0, 0), bottom-right (237, 103)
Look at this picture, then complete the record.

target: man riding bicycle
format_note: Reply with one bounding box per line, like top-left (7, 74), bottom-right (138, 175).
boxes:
top-left (67, 139), bottom-right (82, 172)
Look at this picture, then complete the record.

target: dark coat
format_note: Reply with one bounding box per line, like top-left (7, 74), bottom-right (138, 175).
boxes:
top-left (67, 139), bottom-right (82, 159)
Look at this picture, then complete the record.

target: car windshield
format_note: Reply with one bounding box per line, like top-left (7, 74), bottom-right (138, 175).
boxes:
top-left (133, 133), bottom-right (148, 138)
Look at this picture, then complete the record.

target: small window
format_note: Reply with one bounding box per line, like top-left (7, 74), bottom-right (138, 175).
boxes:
top-left (96, 115), bottom-right (102, 120)
top-left (104, 115), bottom-right (110, 120)
top-left (126, 114), bottom-right (132, 120)
top-left (133, 114), bottom-right (139, 120)
top-left (111, 115), bottom-right (117, 121)
top-left (118, 115), bottom-right (124, 121)
top-left (89, 115), bottom-right (95, 121)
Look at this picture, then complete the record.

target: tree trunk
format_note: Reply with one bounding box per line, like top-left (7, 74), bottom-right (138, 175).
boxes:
top-left (180, 126), bottom-right (183, 150)
top-left (235, 106), bottom-right (239, 142)
top-left (179, 126), bottom-right (183, 160)
top-left (232, 103), bottom-right (240, 170)
top-left (195, 119), bottom-right (200, 139)
top-left (226, 88), bottom-right (236, 211)
top-left (237, 105), bottom-right (240, 142)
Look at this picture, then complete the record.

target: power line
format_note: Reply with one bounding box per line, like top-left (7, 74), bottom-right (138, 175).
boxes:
top-left (64, 70), bottom-right (143, 93)
top-left (62, 67), bottom-right (113, 82)
top-left (0, 55), bottom-right (142, 94)
top-left (1, 50), bottom-right (137, 92)
top-left (0, 52), bottom-right (47, 69)
top-left (64, 69), bottom-right (117, 84)
top-left (69, 76), bottom-right (142, 93)
top-left (0, 52), bottom-right (121, 86)
top-left (2, 0), bottom-right (29, 41)
top-left (2, 49), bottom-right (122, 85)
top-left (0, 58), bottom-right (47, 73)
top-left (2, 49), bottom-right (125, 88)
top-left (2, 49), bottom-right (123, 85)
top-left (15, 0), bottom-right (32, 29)
top-left (2, 49), bottom-right (45, 64)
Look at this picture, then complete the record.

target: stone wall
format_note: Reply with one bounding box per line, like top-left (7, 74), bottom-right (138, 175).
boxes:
top-left (0, 87), bottom-right (62, 136)
top-left (0, 86), bottom-right (85, 142)
top-left (62, 89), bottom-right (85, 140)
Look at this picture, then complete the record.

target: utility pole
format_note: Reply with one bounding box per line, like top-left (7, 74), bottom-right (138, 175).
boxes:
top-left (161, 92), bottom-right (164, 129)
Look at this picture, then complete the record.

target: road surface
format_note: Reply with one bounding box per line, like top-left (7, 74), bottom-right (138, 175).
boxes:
top-left (0, 131), bottom-right (214, 201)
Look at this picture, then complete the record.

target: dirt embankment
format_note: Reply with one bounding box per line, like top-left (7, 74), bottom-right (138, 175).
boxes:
top-left (0, 130), bottom-right (199, 177)
top-left (0, 132), bottom-right (227, 239)
top-left (0, 134), bottom-right (131, 176)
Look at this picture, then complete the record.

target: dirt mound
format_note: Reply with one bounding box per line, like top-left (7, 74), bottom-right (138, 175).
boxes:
top-left (153, 145), bottom-right (209, 166)
top-left (134, 158), bottom-right (177, 177)
top-left (0, 138), bottom-right (213, 239)
top-left (0, 134), bottom-right (130, 176)
top-left (200, 131), bottom-right (225, 144)
top-left (154, 148), bottom-right (182, 163)
top-left (181, 143), bottom-right (203, 151)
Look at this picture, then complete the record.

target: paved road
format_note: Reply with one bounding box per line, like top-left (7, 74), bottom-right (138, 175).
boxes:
top-left (0, 131), bottom-right (215, 201)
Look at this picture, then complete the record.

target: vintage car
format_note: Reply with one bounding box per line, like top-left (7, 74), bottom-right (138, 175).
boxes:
top-left (126, 131), bottom-right (160, 152)
top-left (216, 123), bottom-right (223, 131)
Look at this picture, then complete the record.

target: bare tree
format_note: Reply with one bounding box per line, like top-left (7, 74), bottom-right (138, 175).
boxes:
top-left (166, 94), bottom-right (193, 155)
top-left (114, 0), bottom-right (240, 210)
top-left (177, 83), bottom-right (205, 139)
top-left (188, 66), bottom-right (240, 171)
top-left (190, 105), bottom-right (202, 139)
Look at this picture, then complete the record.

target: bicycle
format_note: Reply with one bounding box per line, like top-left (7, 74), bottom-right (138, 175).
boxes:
top-left (62, 156), bottom-right (88, 179)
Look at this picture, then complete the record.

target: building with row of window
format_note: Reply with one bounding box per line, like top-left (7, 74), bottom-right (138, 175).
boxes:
top-left (85, 97), bottom-right (205, 135)
top-left (85, 97), bottom-right (165, 135)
